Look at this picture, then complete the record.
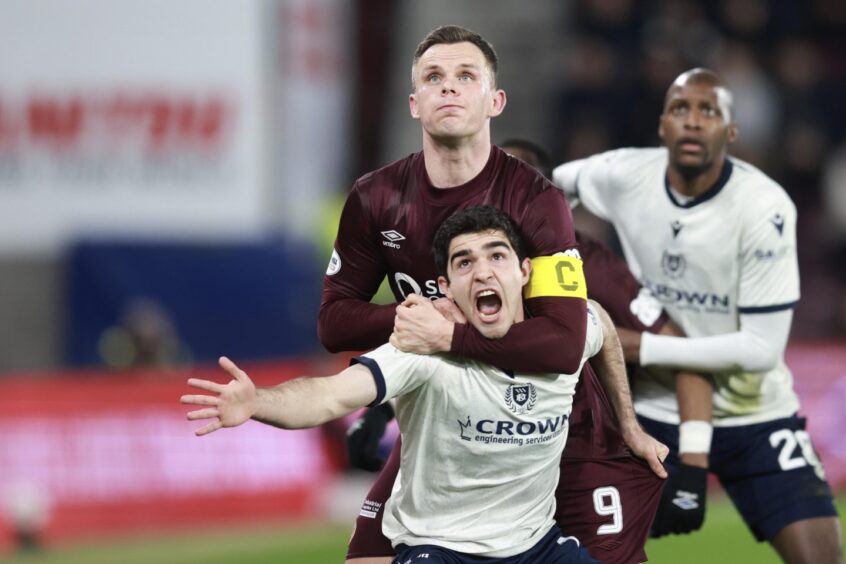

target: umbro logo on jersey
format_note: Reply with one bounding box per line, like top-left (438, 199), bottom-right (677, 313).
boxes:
top-left (771, 214), bottom-right (785, 236)
top-left (381, 230), bottom-right (405, 249)
top-left (671, 220), bottom-right (683, 238)
top-left (672, 490), bottom-right (700, 511)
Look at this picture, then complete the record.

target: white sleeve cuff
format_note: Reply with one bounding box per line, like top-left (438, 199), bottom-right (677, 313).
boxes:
top-left (552, 159), bottom-right (585, 204)
top-left (639, 309), bottom-right (792, 372)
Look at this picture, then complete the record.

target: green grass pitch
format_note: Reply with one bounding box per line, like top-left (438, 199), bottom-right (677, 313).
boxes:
top-left (6, 496), bottom-right (844, 564)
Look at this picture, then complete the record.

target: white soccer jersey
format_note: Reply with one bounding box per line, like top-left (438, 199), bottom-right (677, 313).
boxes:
top-left (554, 147), bottom-right (800, 426)
top-left (355, 305), bottom-right (604, 558)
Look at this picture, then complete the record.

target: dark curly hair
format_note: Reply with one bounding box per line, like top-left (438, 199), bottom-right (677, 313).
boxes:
top-left (432, 205), bottom-right (526, 278)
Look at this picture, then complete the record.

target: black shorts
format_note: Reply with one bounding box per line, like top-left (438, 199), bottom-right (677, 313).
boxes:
top-left (393, 526), bottom-right (598, 564)
top-left (640, 414), bottom-right (838, 541)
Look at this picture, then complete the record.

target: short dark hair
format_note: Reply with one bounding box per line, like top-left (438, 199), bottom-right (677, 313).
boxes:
top-left (664, 67), bottom-right (735, 122)
top-left (433, 205), bottom-right (526, 278)
top-left (411, 25), bottom-right (498, 89)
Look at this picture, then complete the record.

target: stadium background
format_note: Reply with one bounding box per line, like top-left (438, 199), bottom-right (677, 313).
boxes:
top-left (0, 0), bottom-right (844, 562)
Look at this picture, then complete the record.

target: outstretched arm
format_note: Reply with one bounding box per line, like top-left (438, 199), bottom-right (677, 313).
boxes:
top-left (181, 356), bottom-right (377, 435)
top-left (589, 301), bottom-right (669, 478)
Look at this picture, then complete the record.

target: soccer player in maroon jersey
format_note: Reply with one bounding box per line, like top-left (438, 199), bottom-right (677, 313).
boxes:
top-left (320, 26), bottom-right (667, 564)
top-left (343, 135), bottom-right (674, 563)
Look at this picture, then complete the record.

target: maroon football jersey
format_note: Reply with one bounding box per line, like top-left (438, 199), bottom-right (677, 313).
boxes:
top-left (566, 231), bottom-right (668, 461)
top-left (319, 145), bottom-right (588, 374)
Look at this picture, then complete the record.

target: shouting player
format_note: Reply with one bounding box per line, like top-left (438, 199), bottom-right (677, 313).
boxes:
top-left (184, 206), bottom-right (606, 562)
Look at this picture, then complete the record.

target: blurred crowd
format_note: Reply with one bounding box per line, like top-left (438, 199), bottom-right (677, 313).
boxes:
top-left (551, 0), bottom-right (846, 338)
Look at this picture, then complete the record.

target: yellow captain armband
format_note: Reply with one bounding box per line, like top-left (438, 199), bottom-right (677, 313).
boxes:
top-left (523, 255), bottom-right (588, 300)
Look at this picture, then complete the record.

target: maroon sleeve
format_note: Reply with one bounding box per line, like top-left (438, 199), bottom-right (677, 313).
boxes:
top-left (577, 232), bottom-right (669, 333)
top-left (318, 185), bottom-right (395, 352)
top-left (452, 187), bottom-right (588, 374)
top-left (346, 440), bottom-right (399, 558)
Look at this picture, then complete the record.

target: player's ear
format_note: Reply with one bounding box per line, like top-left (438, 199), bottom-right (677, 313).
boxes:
top-left (489, 88), bottom-right (506, 118)
top-left (726, 121), bottom-right (738, 145)
top-left (658, 116), bottom-right (666, 143)
top-left (520, 258), bottom-right (532, 286)
top-left (409, 92), bottom-right (420, 120)
top-left (438, 276), bottom-right (451, 299)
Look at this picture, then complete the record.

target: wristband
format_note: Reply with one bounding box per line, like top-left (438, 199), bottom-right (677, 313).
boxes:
top-left (679, 420), bottom-right (713, 454)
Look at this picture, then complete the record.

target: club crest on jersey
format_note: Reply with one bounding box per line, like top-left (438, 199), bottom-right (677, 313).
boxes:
top-left (505, 383), bottom-right (537, 415)
top-left (661, 250), bottom-right (686, 280)
top-left (381, 230), bottom-right (405, 249)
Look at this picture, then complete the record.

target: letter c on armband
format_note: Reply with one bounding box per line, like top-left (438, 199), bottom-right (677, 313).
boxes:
top-left (523, 255), bottom-right (588, 300)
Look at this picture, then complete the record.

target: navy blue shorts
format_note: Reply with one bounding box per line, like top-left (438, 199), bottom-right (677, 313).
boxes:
top-left (392, 526), bottom-right (598, 564)
top-left (640, 414), bottom-right (837, 541)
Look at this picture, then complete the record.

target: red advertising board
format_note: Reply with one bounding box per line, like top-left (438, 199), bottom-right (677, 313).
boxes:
top-left (0, 358), bottom-right (349, 552)
top-left (786, 343), bottom-right (846, 491)
top-left (0, 344), bottom-right (843, 552)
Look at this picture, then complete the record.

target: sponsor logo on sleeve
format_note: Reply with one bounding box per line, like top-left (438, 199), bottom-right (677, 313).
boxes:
top-left (358, 499), bottom-right (383, 519)
top-left (326, 249), bottom-right (341, 275)
top-left (587, 303), bottom-right (599, 327)
top-left (753, 247), bottom-right (789, 261)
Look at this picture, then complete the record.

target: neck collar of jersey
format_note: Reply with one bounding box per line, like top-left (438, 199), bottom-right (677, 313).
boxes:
top-left (417, 145), bottom-right (499, 205)
top-left (664, 158), bottom-right (733, 209)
